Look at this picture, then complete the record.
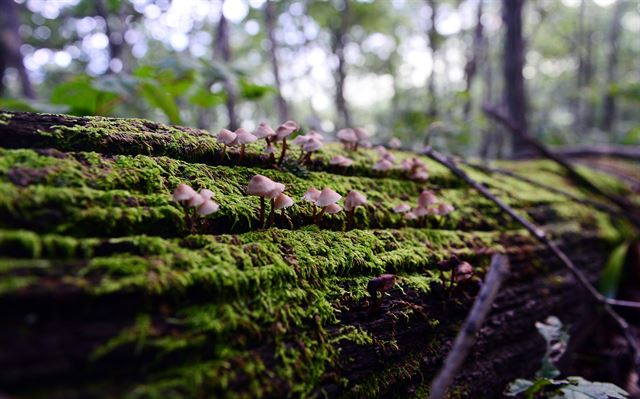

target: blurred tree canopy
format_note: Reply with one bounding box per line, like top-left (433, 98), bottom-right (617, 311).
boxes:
top-left (0, 0), bottom-right (638, 157)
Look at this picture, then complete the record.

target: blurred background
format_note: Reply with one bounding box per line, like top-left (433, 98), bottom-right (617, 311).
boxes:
top-left (0, 0), bottom-right (638, 157)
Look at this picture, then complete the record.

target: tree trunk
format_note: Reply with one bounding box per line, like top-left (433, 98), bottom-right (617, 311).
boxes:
top-left (425, 0), bottom-right (439, 119)
top-left (332, 0), bottom-right (352, 128)
top-left (0, 111), bottom-right (636, 398)
top-left (264, 0), bottom-right (289, 122)
top-left (95, 0), bottom-right (128, 73)
top-left (502, 0), bottom-right (528, 156)
top-left (215, 1), bottom-right (239, 130)
top-left (601, 0), bottom-right (626, 133)
top-left (0, 0), bottom-right (35, 98)
top-left (463, 0), bottom-right (484, 120)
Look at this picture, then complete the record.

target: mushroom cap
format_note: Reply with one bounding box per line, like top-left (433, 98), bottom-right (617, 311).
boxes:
top-left (381, 151), bottom-right (396, 162)
top-left (200, 189), bottom-right (215, 200)
top-left (264, 144), bottom-right (276, 154)
top-left (254, 122), bottom-right (276, 139)
top-left (274, 193), bottom-right (294, 209)
top-left (329, 155), bottom-right (353, 167)
top-left (291, 135), bottom-right (310, 146)
top-left (267, 182), bottom-right (286, 199)
top-left (389, 138), bottom-right (401, 149)
top-left (235, 128), bottom-right (258, 145)
top-left (302, 137), bottom-right (323, 152)
top-left (400, 159), bottom-right (413, 171)
top-left (414, 206), bottom-right (429, 217)
top-left (217, 128), bottom-right (238, 146)
top-left (411, 169), bottom-right (430, 182)
top-left (354, 127), bottom-right (369, 141)
top-left (197, 199), bottom-right (220, 215)
top-left (454, 261), bottom-right (474, 282)
top-left (324, 203), bottom-right (342, 214)
top-left (186, 193), bottom-right (206, 207)
top-left (306, 130), bottom-right (323, 141)
top-left (246, 175), bottom-right (276, 197)
top-left (173, 183), bottom-right (197, 202)
top-left (275, 120), bottom-right (298, 140)
top-left (403, 211), bottom-right (417, 220)
top-left (302, 187), bottom-right (321, 203)
top-left (436, 203), bottom-right (454, 215)
top-left (373, 158), bottom-right (394, 171)
top-left (315, 187), bottom-right (341, 207)
top-left (344, 190), bottom-right (367, 212)
top-left (336, 128), bottom-right (357, 143)
top-left (393, 203), bottom-right (411, 213)
top-left (418, 190), bottom-right (438, 207)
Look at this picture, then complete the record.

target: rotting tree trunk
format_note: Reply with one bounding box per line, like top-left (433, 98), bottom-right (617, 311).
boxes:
top-left (501, 0), bottom-right (528, 156)
top-left (264, 0), bottom-right (289, 122)
top-left (0, 0), bottom-right (35, 98)
top-left (0, 111), bottom-right (637, 398)
top-left (215, 0), bottom-right (239, 131)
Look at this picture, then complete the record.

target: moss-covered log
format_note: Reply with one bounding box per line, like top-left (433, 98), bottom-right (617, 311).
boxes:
top-left (0, 111), bottom-right (636, 398)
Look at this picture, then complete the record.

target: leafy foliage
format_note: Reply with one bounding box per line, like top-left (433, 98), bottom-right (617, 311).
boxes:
top-left (504, 316), bottom-right (628, 399)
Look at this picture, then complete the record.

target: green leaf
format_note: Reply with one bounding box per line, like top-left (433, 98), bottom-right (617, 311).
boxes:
top-left (239, 79), bottom-right (275, 100)
top-left (50, 75), bottom-right (120, 116)
top-left (559, 376), bottom-right (628, 399)
top-left (138, 80), bottom-right (182, 125)
top-left (599, 243), bottom-right (629, 298)
top-left (189, 87), bottom-right (224, 108)
top-left (505, 379), bottom-right (535, 396)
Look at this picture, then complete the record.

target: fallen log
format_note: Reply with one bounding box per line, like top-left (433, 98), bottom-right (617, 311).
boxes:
top-left (0, 111), bottom-right (637, 398)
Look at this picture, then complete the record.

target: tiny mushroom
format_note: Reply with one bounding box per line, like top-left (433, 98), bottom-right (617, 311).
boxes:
top-left (173, 183), bottom-right (198, 203)
top-left (418, 190), bottom-right (438, 207)
top-left (373, 158), bottom-right (394, 173)
top-left (337, 128), bottom-right (358, 151)
top-left (247, 174), bottom-right (279, 226)
top-left (235, 128), bottom-right (257, 161)
top-left (403, 211), bottom-right (417, 220)
top-left (300, 137), bottom-right (323, 164)
top-left (329, 155), bottom-right (354, 168)
top-left (173, 184), bottom-right (220, 224)
top-left (344, 190), bottom-right (367, 229)
top-left (274, 193), bottom-right (294, 222)
top-left (454, 261), bottom-right (474, 283)
top-left (197, 199), bottom-right (220, 216)
top-left (353, 127), bottom-right (369, 150)
top-left (254, 122), bottom-right (276, 144)
top-left (435, 203), bottom-right (455, 216)
top-left (324, 203), bottom-right (342, 214)
top-left (393, 203), bottom-right (411, 214)
top-left (275, 120), bottom-right (299, 164)
top-left (389, 137), bottom-right (401, 149)
top-left (217, 128), bottom-right (237, 157)
top-left (367, 273), bottom-right (396, 310)
top-left (314, 187), bottom-right (342, 223)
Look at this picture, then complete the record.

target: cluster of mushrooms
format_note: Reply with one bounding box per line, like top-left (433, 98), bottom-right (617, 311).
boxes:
top-left (173, 183), bottom-right (220, 216)
top-left (218, 120), bottom-right (300, 165)
top-left (392, 189), bottom-right (454, 222)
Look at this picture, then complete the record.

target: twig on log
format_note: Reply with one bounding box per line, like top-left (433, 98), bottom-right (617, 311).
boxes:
top-left (482, 104), bottom-right (640, 229)
top-left (457, 158), bottom-right (622, 219)
top-left (429, 254), bottom-right (510, 399)
top-left (422, 146), bottom-right (640, 375)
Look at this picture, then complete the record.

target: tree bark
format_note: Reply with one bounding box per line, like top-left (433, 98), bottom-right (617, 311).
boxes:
top-left (463, 0), bottom-right (484, 120)
top-left (332, 0), bottom-right (352, 128)
top-left (264, 0), bottom-right (289, 122)
top-left (601, 0), bottom-right (626, 133)
top-left (501, 0), bottom-right (528, 156)
top-left (95, 0), bottom-right (128, 73)
top-left (0, 0), bottom-right (35, 98)
top-left (425, 0), bottom-right (439, 119)
top-left (215, 1), bottom-right (239, 130)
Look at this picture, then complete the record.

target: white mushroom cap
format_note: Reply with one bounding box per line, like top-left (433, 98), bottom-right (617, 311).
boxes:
top-left (436, 203), bottom-right (455, 215)
top-left (291, 135), bottom-right (310, 146)
top-left (381, 151), bottom-right (396, 162)
top-left (373, 158), bottom-right (394, 172)
top-left (254, 122), bottom-right (276, 139)
top-left (306, 130), bottom-right (323, 141)
top-left (344, 190), bottom-right (367, 212)
top-left (173, 183), bottom-right (197, 202)
top-left (235, 128), bottom-right (258, 145)
top-left (337, 128), bottom-right (357, 143)
top-left (418, 190), bottom-right (438, 207)
top-left (302, 187), bottom-right (321, 203)
top-left (268, 182), bottom-right (286, 199)
top-left (400, 159), bottom-right (413, 171)
top-left (275, 120), bottom-right (298, 140)
top-left (302, 137), bottom-right (323, 152)
top-left (411, 169), bottom-right (430, 182)
top-left (316, 187), bottom-right (341, 207)
top-left (246, 174), bottom-right (276, 197)
top-left (389, 138), bottom-right (401, 149)
top-left (329, 155), bottom-right (354, 167)
top-left (200, 189), bottom-right (215, 200)
top-left (186, 193), bottom-right (206, 207)
top-left (274, 193), bottom-right (294, 209)
top-left (354, 127), bottom-right (369, 141)
top-left (414, 206), bottom-right (429, 217)
top-left (217, 128), bottom-right (238, 146)
top-left (324, 203), bottom-right (342, 214)
top-left (393, 203), bottom-right (411, 213)
top-left (404, 211), bottom-right (417, 220)
top-left (197, 199), bottom-right (220, 215)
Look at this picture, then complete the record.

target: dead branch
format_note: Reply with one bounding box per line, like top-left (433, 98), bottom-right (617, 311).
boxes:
top-left (422, 146), bottom-right (640, 375)
top-left (429, 254), bottom-right (510, 399)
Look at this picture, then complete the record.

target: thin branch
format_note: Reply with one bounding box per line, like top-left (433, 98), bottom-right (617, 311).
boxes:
top-left (606, 298), bottom-right (640, 310)
top-left (482, 104), bottom-right (640, 229)
top-left (429, 254), bottom-right (510, 399)
top-left (422, 146), bottom-right (640, 373)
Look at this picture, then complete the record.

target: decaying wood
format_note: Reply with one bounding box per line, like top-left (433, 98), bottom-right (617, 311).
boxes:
top-left (0, 111), bottom-right (638, 398)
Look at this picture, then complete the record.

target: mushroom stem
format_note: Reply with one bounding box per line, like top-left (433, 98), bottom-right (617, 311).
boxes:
top-left (240, 144), bottom-right (246, 162)
top-left (278, 138), bottom-right (288, 165)
top-left (269, 198), bottom-right (276, 226)
top-left (314, 207), bottom-right (326, 224)
top-left (259, 196), bottom-right (265, 227)
top-left (347, 209), bottom-right (355, 230)
top-left (312, 204), bottom-right (317, 219)
top-left (221, 144), bottom-right (227, 160)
